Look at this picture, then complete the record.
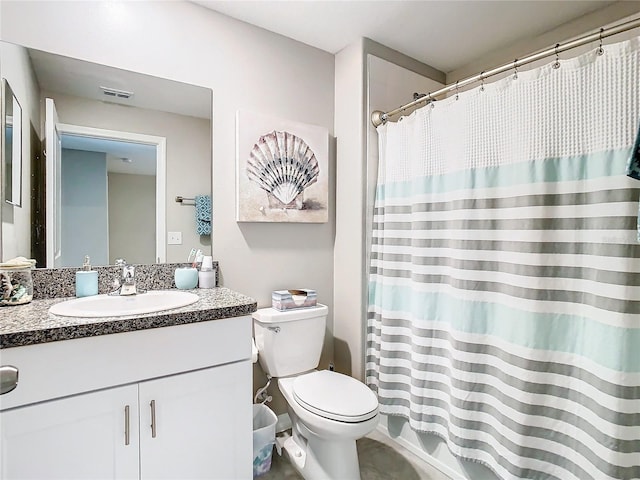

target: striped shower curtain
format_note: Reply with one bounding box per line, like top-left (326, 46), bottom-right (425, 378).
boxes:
top-left (366, 37), bottom-right (640, 480)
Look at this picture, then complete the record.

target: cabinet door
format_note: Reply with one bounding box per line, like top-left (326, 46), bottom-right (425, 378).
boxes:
top-left (0, 384), bottom-right (139, 479)
top-left (139, 361), bottom-right (252, 480)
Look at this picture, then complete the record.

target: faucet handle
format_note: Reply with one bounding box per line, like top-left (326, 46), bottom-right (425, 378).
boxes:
top-left (115, 258), bottom-right (127, 266)
top-left (122, 265), bottom-right (135, 283)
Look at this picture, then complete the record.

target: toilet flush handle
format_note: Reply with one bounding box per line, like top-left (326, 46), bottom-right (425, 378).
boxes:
top-left (267, 326), bottom-right (281, 333)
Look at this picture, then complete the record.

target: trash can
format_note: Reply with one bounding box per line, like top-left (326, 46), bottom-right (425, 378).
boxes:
top-left (252, 403), bottom-right (277, 477)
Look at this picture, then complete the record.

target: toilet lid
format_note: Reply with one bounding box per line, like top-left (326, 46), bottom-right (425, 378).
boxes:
top-left (292, 370), bottom-right (378, 423)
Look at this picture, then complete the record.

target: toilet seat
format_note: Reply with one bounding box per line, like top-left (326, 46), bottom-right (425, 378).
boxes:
top-left (292, 370), bottom-right (378, 423)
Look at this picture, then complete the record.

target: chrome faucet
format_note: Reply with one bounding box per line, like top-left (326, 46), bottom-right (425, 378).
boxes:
top-left (120, 264), bottom-right (137, 296)
top-left (110, 259), bottom-right (145, 296)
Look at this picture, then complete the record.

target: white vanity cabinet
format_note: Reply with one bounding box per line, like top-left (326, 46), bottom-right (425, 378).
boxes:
top-left (138, 362), bottom-right (250, 480)
top-left (1, 384), bottom-right (140, 479)
top-left (0, 316), bottom-right (253, 480)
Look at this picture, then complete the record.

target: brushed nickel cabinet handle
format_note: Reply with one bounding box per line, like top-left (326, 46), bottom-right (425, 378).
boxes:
top-left (124, 405), bottom-right (130, 446)
top-left (150, 399), bottom-right (157, 438)
top-left (0, 366), bottom-right (19, 395)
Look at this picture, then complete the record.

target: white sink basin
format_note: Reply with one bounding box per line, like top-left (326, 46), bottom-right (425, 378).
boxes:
top-left (49, 290), bottom-right (200, 318)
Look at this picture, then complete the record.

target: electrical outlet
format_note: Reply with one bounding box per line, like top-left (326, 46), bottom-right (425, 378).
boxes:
top-left (167, 231), bottom-right (182, 245)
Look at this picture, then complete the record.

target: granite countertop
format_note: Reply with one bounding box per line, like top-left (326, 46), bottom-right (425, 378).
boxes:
top-left (0, 288), bottom-right (257, 349)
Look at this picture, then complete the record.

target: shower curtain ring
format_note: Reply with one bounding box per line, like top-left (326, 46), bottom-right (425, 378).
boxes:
top-left (597, 27), bottom-right (605, 56)
top-left (455, 81), bottom-right (460, 100)
top-left (480, 71), bottom-right (485, 92)
top-left (552, 43), bottom-right (561, 69)
top-left (513, 59), bottom-right (518, 80)
top-left (428, 92), bottom-right (435, 109)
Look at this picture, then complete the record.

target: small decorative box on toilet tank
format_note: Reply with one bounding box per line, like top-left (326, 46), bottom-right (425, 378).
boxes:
top-left (271, 289), bottom-right (317, 311)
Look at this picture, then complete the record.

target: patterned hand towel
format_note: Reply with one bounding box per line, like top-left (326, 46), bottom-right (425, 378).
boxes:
top-left (195, 195), bottom-right (212, 236)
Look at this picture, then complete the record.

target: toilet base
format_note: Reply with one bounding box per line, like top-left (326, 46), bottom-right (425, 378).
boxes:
top-left (281, 424), bottom-right (361, 480)
top-left (275, 375), bottom-right (378, 479)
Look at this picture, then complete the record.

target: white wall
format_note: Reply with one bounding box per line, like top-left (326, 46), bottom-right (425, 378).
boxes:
top-left (60, 149), bottom-right (108, 267)
top-left (333, 38), bottom-right (366, 377)
top-left (0, 42), bottom-right (39, 261)
top-left (0, 0), bottom-right (335, 416)
top-left (42, 90), bottom-right (210, 263)
top-left (108, 172), bottom-right (156, 265)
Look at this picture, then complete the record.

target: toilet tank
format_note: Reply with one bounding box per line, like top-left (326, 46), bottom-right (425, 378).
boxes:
top-left (253, 304), bottom-right (328, 377)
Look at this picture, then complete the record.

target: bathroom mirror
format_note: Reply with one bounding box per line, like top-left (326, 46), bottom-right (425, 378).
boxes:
top-left (0, 41), bottom-right (212, 267)
top-left (2, 79), bottom-right (22, 207)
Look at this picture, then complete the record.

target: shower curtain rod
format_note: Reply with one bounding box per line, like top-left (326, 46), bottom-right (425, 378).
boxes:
top-left (371, 16), bottom-right (640, 127)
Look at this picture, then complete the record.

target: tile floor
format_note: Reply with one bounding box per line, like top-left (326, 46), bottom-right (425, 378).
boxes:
top-left (260, 428), bottom-right (452, 480)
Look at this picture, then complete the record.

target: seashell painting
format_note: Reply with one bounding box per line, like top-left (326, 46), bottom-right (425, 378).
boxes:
top-left (247, 131), bottom-right (319, 210)
top-left (236, 111), bottom-right (328, 223)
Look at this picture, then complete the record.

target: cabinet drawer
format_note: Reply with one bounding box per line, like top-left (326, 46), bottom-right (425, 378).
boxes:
top-left (0, 316), bottom-right (251, 410)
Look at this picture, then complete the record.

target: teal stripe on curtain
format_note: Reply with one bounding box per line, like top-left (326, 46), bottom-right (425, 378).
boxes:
top-left (368, 287), bottom-right (640, 372)
top-left (378, 148), bottom-right (632, 201)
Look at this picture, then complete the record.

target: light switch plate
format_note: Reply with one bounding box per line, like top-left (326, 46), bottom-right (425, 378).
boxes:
top-left (168, 231), bottom-right (182, 245)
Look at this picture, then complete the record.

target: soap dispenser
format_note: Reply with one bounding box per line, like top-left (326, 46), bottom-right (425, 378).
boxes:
top-left (76, 255), bottom-right (98, 297)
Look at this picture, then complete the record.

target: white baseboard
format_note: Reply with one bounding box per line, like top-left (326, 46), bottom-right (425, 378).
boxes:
top-left (375, 423), bottom-right (465, 480)
top-left (276, 413), bottom-right (291, 433)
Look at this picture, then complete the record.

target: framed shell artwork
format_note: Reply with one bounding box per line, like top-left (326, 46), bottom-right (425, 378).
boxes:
top-left (236, 110), bottom-right (329, 223)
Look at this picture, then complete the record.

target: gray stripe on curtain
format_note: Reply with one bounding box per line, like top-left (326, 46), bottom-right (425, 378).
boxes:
top-left (370, 253), bottom-right (640, 285)
top-left (375, 358), bottom-right (640, 428)
top-left (375, 188), bottom-right (640, 214)
top-left (373, 216), bottom-right (638, 231)
top-left (371, 237), bottom-right (640, 257)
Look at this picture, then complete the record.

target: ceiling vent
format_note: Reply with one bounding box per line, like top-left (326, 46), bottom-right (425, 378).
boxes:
top-left (99, 86), bottom-right (134, 99)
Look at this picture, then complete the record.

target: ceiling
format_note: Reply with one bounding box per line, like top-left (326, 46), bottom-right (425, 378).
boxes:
top-left (193, 0), bottom-right (621, 73)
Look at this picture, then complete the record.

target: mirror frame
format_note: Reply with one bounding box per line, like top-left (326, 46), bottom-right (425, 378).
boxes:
top-left (2, 79), bottom-right (22, 207)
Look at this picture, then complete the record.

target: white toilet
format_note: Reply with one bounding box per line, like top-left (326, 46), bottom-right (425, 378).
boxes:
top-left (253, 304), bottom-right (379, 480)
